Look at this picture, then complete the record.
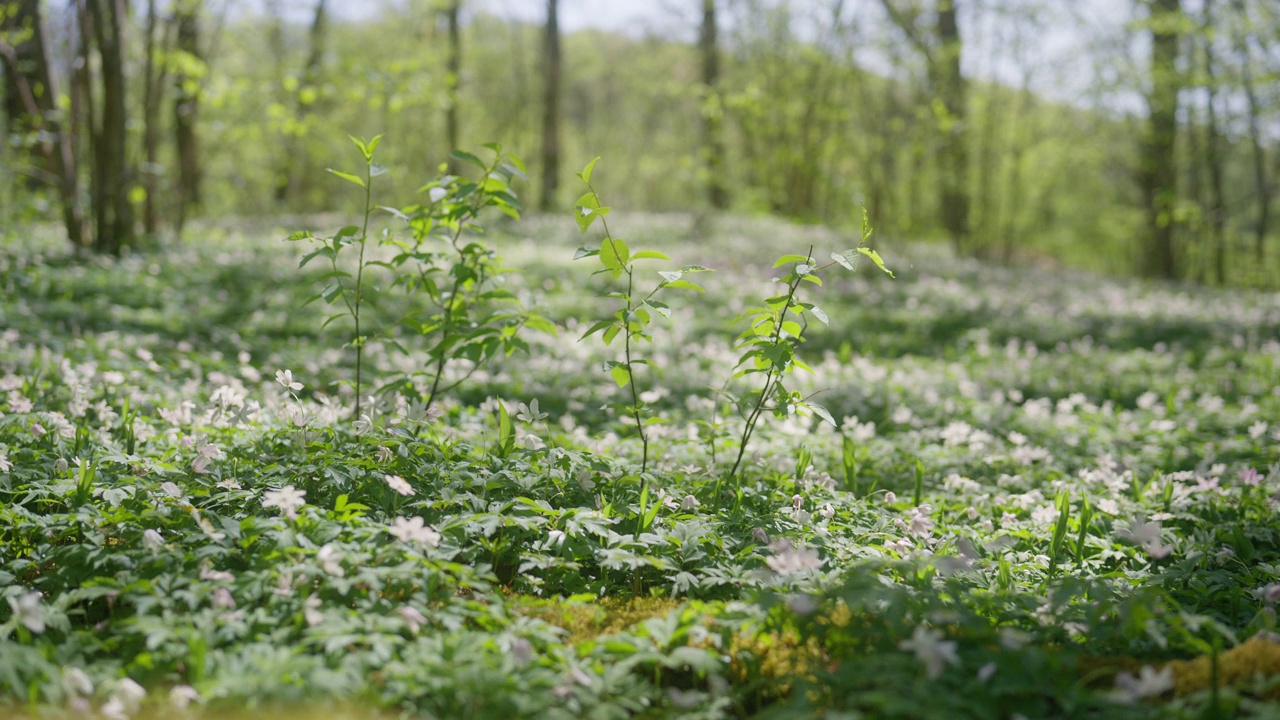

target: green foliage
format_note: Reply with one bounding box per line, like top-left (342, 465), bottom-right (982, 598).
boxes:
top-left (291, 138), bottom-right (550, 419)
top-left (386, 145), bottom-right (554, 414)
top-left (721, 208), bottom-right (891, 493)
top-left (573, 157), bottom-right (709, 476)
top-left (2, 200), bottom-right (1280, 719)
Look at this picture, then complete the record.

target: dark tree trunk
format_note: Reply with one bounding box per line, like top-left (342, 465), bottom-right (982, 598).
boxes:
top-left (879, 0), bottom-right (969, 250)
top-left (1231, 0), bottom-right (1268, 264)
top-left (1139, 0), bottom-right (1182, 279)
top-left (173, 0), bottom-right (203, 235)
top-left (700, 0), bottom-right (728, 209)
top-left (1202, 0), bottom-right (1227, 285)
top-left (934, 0), bottom-right (969, 250)
top-left (539, 0), bottom-right (560, 211)
top-left (277, 0), bottom-right (326, 204)
top-left (0, 0), bottom-right (89, 249)
top-left (445, 0), bottom-right (461, 160)
top-left (141, 0), bottom-right (166, 237)
top-left (85, 0), bottom-right (135, 255)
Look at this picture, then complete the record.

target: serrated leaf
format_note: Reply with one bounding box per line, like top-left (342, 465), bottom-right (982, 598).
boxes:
top-left (658, 271), bottom-right (682, 283)
top-left (772, 254), bottom-right (809, 268)
top-left (830, 251), bottom-right (854, 271)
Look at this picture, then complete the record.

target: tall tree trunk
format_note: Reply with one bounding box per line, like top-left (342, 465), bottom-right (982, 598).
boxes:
top-left (1139, 0), bottom-right (1182, 279)
top-left (700, 0), bottom-right (728, 209)
top-left (0, 0), bottom-right (89, 249)
top-left (539, 0), bottom-right (560, 211)
top-left (934, 0), bottom-right (969, 251)
top-left (173, 0), bottom-right (203, 236)
top-left (85, 0), bottom-right (135, 255)
top-left (445, 0), bottom-right (461, 159)
top-left (1202, 0), bottom-right (1227, 285)
top-left (879, 0), bottom-right (969, 250)
top-left (1231, 0), bottom-right (1269, 264)
top-left (277, 0), bottom-right (326, 204)
top-left (141, 0), bottom-right (165, 238)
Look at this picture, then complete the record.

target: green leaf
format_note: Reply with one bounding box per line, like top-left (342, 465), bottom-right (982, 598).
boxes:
top-left (663, 279), bottom-right (704, 292)
top-left (451, 150), bottom-right (487, 171)
top-left (610, 364), bottom-right (631, 388)
top-left (830, 251), bottom-right (854, 271)
top-left (579, 156), bottom-right (601, 185)
top-left (809, 403), bottom-right (836, 427)
top-left (861, 205), bottom-right (873, 243)
top-left (573, 246), bottom-right (599, 260)
top-left (658, 271), bottom-right (682, 283)
top-left (857, 247), bottom-right (894, 277)
top-left (327, 168), bottom-right (366, 188)
top-left (579, 319), bottom-right (615, 340)
top-left (630, 250), bottom-right (671, 261)
top-left (808, 305), bottom-right (829, 325)
top-left (772, 254), bottom-right (809, 268)
top-left (600, 237), bottom-right (629, 277)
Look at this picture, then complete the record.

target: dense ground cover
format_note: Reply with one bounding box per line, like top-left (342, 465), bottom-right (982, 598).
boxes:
top-left (1, 208), bottom-right (1279, 719)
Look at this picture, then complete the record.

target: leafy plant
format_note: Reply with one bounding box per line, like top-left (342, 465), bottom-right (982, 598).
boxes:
top-left (291, 139), bottom-right (552, 419)
top-left (289, 134), bottom-right (385, 418)
top-left (721, 209), bottom-right (893, 493)
top-left (572, 157), bottom-right (710, 476)
top-left (385, 145), bottom-right (555, 414)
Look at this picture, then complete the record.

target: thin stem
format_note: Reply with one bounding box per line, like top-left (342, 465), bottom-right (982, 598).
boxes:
top-left (724, 256), bottom-right (810, 485)
top-left (352, 157), bottom-right (375, 419)
top-left (423, 221), bottom-right (469, 415)
top-left (591, 186), bottom-right (649, 477)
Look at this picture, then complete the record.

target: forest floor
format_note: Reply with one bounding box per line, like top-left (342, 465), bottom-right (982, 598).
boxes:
top-left (1, 213), bottom-right (1279, 719)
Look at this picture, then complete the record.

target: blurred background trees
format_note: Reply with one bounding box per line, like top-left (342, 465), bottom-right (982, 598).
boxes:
top-left (0, 0), bottom-right (1277, 286)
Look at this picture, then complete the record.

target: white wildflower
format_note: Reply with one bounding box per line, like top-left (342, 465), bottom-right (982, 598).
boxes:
top-left (765, 539), bottom-right (822, 576)
top-left (384, 474), bottom-right (414, 496)
top-left (316, 544), bottom-right (345, 577)
top-left (397, 605), bottom-right (427, 634)
top-left (899, 625), bottom-right (960, 679)
top-left (169, 684), bottom-right (201, 710)
top-left (262, 485), bottom-right (306, 519)
top-left (7, 591), bottom-right (45, 633)
top-left (387, 516), bottom-right (441, 548)
top-left (275, 369), bottom-right (303, 392)
top-left (1112, 665), bottom-right (1174, 703)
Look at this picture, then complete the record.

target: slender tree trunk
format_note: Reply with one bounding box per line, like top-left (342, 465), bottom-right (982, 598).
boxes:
top-left (0, 0), bottom-right (89, 249)
top-left (173, 0), bottom-right (203, 236)
top-left (1139, 0), bottom-right (1182, 279)
top-left (700, 0), bottom-right (728, 209)
top-left (1231, 0), bottom-right (1269, 264)
top-left (1202, 0), bottom-right (1228, 285)
top-left (878, 0), bottom-right (969, 250)
top-left (277, 0), bottom-right (326, 204)
top-left (141, 0), bottom-right (164, 238)
top-left (445, 0), bottom-right (461, 158)
top-left (539, 0), bottom-right (560, 211)
top-left (83, 0), bottom-right (135, 255)
top-left (935, 0), bottom-right (969, 251)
